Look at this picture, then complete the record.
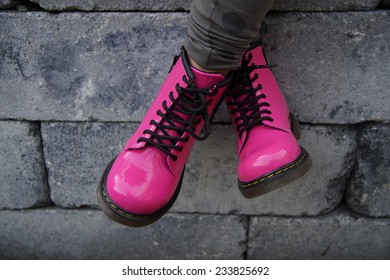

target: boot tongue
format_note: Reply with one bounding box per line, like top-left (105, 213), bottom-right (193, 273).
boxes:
top-left (171, 66), bottom-right (224, 135)
top-left (190, 66), bottom-right (225, 88)
top-left (154, 65), bottom-right (225, 146)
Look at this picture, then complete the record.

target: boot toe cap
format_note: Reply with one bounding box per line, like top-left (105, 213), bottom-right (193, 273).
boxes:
top-left (104, 149), bottom-right (178, 215)
top-left (238, 128), bottom-right (301, 183)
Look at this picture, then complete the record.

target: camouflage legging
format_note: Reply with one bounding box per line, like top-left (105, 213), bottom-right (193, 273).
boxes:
top-left (183, 0), bottom-right (274, 71)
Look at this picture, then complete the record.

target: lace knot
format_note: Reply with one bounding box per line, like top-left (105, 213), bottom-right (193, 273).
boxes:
top-left (137, 75), bottom-right (215, 160)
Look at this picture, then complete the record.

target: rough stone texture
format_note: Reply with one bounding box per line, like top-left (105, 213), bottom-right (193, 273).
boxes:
top-left (42, 121), bottom-right (357, 215)
top-left (0, 209), bottom-right (247, 259)
top-left (0, 121), bottom-right (50, 209)
top-left (172, 124), bottom-right (357, 216)
top-left (263, 11), bottom-right (390, 124)
top-left (0, 12), bottom-right (187, 122)
top-left (41, 122), bottom-right (138, 208)
top-left (1, 12), bottom-right (390, 125)
top-left (0, 0), bottom-right (17, 9)
top-left (27, 0), bottom-right (381, 11)
top-left (272, 0), bottom-right (381, 11)
top-left (0, 5), bottom-right (389, 262)
top-left (248, 207), bottom-right (390, 259)
top-left (30, 0), bottom-right (191, 11)
top-left (346, 124), bottom-right (390, 217)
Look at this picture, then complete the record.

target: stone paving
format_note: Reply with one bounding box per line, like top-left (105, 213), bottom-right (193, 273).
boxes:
top-left (0, 0), bottom-right (389, 259)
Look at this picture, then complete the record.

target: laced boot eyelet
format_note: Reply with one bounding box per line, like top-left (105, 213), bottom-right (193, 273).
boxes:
top-left (227, 54), bottom-right (278, 136)
top-left (138, 69), bottom-right (220, 159)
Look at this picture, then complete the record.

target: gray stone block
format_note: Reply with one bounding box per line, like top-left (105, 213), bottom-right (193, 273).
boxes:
top-left (0, 0), bottom-right (17, 9)
top-left (272, 0), bottom-right (381, 11)
top-left (28, 0), bottom-right (381, 12)
top-left (247, 207), bottom-right (390, 259)
top-left (30, 0), bottom-right (191, 11)
top-left (41, 122), bottom-right (138, 208)
top-left (172, 124), bottom-right (357, 216)
top-left (346, 124), bottom-right (390, 217)
top-left (1, 12), bottom-right (389, 125)
top-left (264, 11), bottom-right (390, 124)
top-left (0, 209), bottom-right (247, 259)
top-left (0, 12), bottom-right (187, 122)
top-left (43, 121), bottom-right (356, 215)
top-left (0, 121), bottom-right (50, 209)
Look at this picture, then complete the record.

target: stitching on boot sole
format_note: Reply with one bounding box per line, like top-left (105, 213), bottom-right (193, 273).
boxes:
top-left (102, 190), bottom-right (151, 219)
top-left (240, 152), bottom-right (307, 188)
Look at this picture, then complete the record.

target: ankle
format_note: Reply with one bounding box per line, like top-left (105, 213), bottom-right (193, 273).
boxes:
top-left (188, 56), bottom-right (230, 77)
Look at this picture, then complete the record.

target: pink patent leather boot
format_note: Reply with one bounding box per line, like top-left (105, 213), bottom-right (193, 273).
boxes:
top-left (97, 48), bottom-right (232, 227)
top-left (225, 43), bottom-right (312, 198)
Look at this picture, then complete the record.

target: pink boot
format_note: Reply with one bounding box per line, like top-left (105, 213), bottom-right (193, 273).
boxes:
top-left (97, 48), bottom-right (231, 227)
top-left (225, 43), bottom-right (312, 198)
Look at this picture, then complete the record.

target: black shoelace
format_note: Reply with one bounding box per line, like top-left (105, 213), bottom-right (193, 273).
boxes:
top-left (136, 50), bottom-right (228, 161)
top-left (228, 53), bottom-right (276, 138)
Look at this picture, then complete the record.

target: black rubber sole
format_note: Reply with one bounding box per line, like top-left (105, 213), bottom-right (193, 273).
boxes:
top-left (238, 147), bottom-right (312, 198)
top-left (238, 113), bottom-right (312, 198)
top-left (97, 158), bottom-right (184, 227)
